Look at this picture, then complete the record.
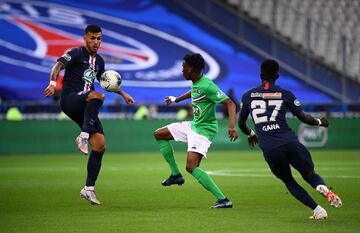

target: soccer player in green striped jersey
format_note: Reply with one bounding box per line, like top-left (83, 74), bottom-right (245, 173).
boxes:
top-left (154, 53), bottom-right (238, 208)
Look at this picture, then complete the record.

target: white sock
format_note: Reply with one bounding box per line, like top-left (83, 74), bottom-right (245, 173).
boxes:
top-left (80, 132), bottom-right (89, 139)
top-left (316, 184), bottom-right (329, 195)
top-left (85, 186), bottom-right (94, 191)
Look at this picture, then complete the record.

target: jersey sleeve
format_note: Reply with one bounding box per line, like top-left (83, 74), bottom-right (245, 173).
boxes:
top-left (286, 90), bottom-right (303, 115)
top-left (239, 93), bottom-right (250, 120)
top-left (206, 83), bottom-right (229, 104)
top-left (57, 48), bottom-right (79, 68)
top-left (96, 56), bottom-right (105, 81)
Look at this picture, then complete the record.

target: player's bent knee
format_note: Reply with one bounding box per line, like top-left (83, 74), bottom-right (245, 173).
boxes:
top-left (154, 129), bottom-right (165, 140)
top-left (93, 144), bottom-right (106, 153)
top-left (88, 91), bottom-right (105, 102)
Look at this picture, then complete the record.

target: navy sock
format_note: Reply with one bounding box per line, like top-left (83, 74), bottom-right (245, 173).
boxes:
top-left (285, 181), bottom-right (318, 209)
top-left (86, 150), bottom-right (104, 186)
top-left (82, 98), bottom-right (103, 133)
top-left (302, 172), bottom-right (325, 189)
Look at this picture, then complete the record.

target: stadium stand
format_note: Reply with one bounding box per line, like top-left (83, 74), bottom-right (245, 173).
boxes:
top-left (225, 0), bottom-right (360, 82)
top-left (171, 0), bottom-right (360, 104)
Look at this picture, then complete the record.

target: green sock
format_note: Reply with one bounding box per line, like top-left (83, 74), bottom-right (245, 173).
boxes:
top-left (157, 140), bottom-right (180, 176)
top-left (191, 167), bottom-right (226, 200)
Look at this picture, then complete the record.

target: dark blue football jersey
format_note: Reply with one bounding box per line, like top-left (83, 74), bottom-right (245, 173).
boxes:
top-left (239, 83), bottom-right (303, 151)
top-left (58, 46), bottom-right (105, 97)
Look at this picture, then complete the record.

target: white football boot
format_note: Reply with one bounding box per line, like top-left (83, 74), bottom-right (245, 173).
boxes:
top-left (309, 205), bottom-right (327, 220)
top-left (316, 185), bottom-right (342, 208)
top-left (75, 132), bottom-right (89, 155)
top-left (80, 186), bottom-right (101, 205)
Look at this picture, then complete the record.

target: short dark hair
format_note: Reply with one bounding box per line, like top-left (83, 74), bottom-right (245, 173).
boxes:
top-left (261, 59), bottom-right (279, 81)
top-left (183, 53), bottom-right (205, 72)
top-left (85, 24), bottom-right (102, 34)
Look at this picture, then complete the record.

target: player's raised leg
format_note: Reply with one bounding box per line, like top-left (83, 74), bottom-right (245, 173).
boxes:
top-left (300, 170), bottom-right (342, 208)
top-left (154, 127), bottom-right (184, 186)
top-left (290, 143), bottom-right (342, 208)
top-left (186, 152), bottom-right (232, 208)
top-left (265, 149), bottom-right (322, 216)
top-left (316, 185), bottom-right (342, 208)
top-left (76, 91), bottom-right (105, 155)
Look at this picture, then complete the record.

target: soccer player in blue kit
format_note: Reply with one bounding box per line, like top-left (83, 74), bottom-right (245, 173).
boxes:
top-left (238, 59), bottom-right (342, 219)
top-left (44, 25), bottom-right (135, 205)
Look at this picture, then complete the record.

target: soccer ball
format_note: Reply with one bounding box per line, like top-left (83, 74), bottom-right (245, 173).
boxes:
top-left (100, 70), bottom-right (122, 91)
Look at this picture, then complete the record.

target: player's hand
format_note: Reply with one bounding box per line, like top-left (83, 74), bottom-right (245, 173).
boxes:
top-left (123, 93), bottom-right (135, 105)
top-left (44, 84), bottom-right (55, 97)
top-left (165, 96), bottom-right (176, 105)
top-left (319, 117), bottom-right (329, 127)
top-left (248, 135), bottom-right (258, 149)
top-left (228, 128), bottom-right (238, 142)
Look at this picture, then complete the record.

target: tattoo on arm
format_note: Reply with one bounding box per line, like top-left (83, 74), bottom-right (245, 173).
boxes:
top-left (50, 62), bottom-right (64, 82)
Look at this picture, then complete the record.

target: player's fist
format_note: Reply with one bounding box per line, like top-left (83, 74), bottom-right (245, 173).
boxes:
top-left (228, 128), bottom-right (238, 142)
top-left (123, 93), bottom-right (135, 105)
top-left (248, 135), bottom-right (258, 149)
top-left (319, 117), bottom-right (329, 127)
top-left (165, 96), bottom-right (176, 105)
top-left (44, 84), bottom-right (55, 97)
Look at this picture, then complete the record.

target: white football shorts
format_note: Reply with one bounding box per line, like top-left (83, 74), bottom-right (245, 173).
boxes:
top-left (167, 121), bottom-right (212, 157)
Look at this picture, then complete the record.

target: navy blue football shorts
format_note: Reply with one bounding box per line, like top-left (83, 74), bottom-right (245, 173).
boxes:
top-left (263, 141), bottom-right (314, 182)
top-left (60, 92), bottom-right (104, 135)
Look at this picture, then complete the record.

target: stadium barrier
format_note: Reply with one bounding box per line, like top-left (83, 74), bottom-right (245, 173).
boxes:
top-left (0, 118), bottom-right (359, 155)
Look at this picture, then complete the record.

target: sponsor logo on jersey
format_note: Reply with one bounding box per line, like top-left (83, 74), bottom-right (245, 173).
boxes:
top-left (82, 69), bottom-right (96, 83)
top-left (251, 92), bottom-right (282, 99)
top-left (0, 1), bottom-right (221, 88)
top-left (193, 105), bottom-right (203, 118)
top-left (192, 88), bottom-right (201, 95)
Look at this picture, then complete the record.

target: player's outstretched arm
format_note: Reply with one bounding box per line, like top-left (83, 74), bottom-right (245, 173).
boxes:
top-left (115, 89), bottom-right (135, 105)
top-left (221, 98), bottom-right (238, 142)
top-left (296, 111), bottom-right (329, 127)
top-left (44, 61), bottom-right (64, 97)
top-left (164, 91), bottom-right (191, 105)
top-left (238, 113), bottom-right (257, 148)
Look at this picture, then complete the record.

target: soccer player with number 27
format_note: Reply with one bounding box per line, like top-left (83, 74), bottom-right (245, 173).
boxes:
top-left (238, 59), bottom-right (342, 220)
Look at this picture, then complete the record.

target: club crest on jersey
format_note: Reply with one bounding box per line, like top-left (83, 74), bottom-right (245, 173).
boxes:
top-left (294, 99), bottom-right (301, 106)
top-left (0, 1), bottom-right (222, 88)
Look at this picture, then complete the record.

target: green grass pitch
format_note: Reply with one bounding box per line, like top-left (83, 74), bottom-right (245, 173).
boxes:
top-left (0, 150), bottom-right (359, 233)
